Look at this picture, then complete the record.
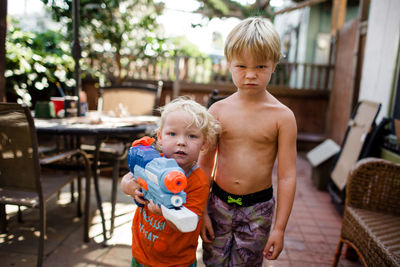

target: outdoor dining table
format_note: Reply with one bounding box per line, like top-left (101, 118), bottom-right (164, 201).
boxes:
top-left (34, 111), bottom-right (160, 245)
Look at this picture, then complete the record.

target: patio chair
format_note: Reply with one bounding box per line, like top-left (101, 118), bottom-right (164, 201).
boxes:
top-left (99, 81), bottom-right (163, 116)
top-left (333, 157), bottom-right (400, 267)
top-left (81, 81), bottom-right (163, 238)
top-left (0, 102), bottom-right (91, 267)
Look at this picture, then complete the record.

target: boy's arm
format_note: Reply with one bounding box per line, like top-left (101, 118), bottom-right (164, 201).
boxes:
top-left (264, 109), bottom-right (297, 260)
top-left (198, 103), bottom-right (219, 183)
top-left (198, 144), bottom-right (217, 184)
top-left (198, 133), bottom-right (218, 242)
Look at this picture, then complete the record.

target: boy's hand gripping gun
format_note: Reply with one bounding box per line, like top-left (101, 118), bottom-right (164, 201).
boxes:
top-left (127, 136), bottom-right (198, 232)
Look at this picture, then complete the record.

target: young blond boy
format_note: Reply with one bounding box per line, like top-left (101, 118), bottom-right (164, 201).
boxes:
top-left (199, 17), bottom-right (297, 266)
top-left (121, 97), bottom-right (220, 266)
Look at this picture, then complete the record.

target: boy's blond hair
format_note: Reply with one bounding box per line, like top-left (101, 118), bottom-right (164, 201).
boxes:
top-left (224, 17), bottom-right (281, 63)
top-left (157, 96), bottom-right (220, 148)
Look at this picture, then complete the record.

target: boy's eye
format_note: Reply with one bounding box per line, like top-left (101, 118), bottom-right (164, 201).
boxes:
top-left (188, 134), bottom-right (197, 139)
top-left (257, 65), bottom-right (267, 69)
top-left (168, 132), bottom-right (176, 136)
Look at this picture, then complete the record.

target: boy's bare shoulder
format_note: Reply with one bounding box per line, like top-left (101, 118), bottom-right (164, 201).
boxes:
top-left (268, 94), bottom-right (295, 118)
top-left (208, 93), bottom-right (236, 114)
top-left (270, 99), bottom-right (297, 134)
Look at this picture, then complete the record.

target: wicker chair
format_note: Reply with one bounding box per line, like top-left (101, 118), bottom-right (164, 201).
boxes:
top-left (333, 157), bottom-right (400, 267)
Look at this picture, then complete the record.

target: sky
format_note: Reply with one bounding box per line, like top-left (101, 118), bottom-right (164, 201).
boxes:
top-left (155, 0), bottom-right (287, 54)
top-left (8, 0), bottom-right (43, 15)
top-left (156, 0), bottom-right (240, 55)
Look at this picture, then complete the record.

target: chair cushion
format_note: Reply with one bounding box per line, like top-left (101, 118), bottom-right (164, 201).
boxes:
top-left (342, 206), bottom-right (400, 266)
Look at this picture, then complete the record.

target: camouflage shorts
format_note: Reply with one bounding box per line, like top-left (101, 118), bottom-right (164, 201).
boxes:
top-left (202, 191), bottom-right (275, 267)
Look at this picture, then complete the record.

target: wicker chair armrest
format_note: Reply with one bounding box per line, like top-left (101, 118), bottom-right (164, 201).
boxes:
top-left (346, 157), bottom-right (400, 215)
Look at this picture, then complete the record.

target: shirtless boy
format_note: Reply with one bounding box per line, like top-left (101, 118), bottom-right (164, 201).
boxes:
top-left (199, 17), bottom-right (297, 266)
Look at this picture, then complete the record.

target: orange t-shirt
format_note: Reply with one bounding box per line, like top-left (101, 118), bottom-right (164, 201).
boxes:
top-left (131, 166), bottom-right (209, 267)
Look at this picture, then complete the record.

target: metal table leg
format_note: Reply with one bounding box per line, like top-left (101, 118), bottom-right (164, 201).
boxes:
top-left (93, 137), bottom-right (108, 245)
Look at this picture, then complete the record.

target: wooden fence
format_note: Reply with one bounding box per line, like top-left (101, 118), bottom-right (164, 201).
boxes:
top-left (106, 56), bottom-right (332, 92)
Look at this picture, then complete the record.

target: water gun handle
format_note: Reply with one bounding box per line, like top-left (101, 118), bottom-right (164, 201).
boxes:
top-left (134, 198), bottom-right (145, 208)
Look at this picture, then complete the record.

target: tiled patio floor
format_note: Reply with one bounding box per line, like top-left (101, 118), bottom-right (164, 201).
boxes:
top-left (0, 154), bottom-right (363, 266)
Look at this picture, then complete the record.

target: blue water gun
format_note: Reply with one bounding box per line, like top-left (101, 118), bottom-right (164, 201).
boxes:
top-left (127, 136), bottom-right (199, 232)
top-left (128, 136), bottom-right (188, 208)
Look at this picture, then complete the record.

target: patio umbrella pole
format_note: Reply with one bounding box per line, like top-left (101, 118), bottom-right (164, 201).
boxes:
top-left (71, 0), bottom-right (107, 245)
top-left (72, 0), bottom-right (81, 116)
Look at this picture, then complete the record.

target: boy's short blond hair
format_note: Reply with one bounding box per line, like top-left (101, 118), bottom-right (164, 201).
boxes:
top-left (224, 17), bottom-right (281, 63)
top-left (157, 96), bottom-right (220, 148)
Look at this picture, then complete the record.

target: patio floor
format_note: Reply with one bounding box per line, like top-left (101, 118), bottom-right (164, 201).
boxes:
top-left (0, 154), bottom-right (363, 267)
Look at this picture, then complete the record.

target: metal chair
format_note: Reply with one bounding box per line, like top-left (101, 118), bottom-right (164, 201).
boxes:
top-left (81, 81), bottom-right (162, 238)
top-left (0, 103), bottom-right (91, 267)
top-left (206, 89), bottom-right (226, 108)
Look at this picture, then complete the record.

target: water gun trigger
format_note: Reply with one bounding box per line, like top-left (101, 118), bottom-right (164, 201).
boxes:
top-left (137, 177), bottom-right (149, 191)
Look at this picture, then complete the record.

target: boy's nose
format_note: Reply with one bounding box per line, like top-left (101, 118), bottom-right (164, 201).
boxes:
top-left (245, 70), bottom-right (256, 78)
top-left (177, 136), bottom-right (186, 146)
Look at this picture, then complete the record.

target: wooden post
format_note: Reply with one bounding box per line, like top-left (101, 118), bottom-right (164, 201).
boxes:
top-left (0, 0), bottom-right (7, 102)
top-left (72, 0), bottom-right (82, 113)
top-left (331, 0), bottom-right (347, 37)
top-left (351, 0), bottom-right (370, 108)
top-left (173, 56), bottom-right (181, 99)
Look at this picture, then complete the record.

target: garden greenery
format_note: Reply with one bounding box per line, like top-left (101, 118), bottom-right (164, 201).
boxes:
top-left (6, 20), bottom-right (75, 107)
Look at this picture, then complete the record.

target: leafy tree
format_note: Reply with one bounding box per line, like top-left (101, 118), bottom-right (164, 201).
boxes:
top-left (194, 0), bottom-right (275, 20)
top-left (40, 0), bottom-right (169, 85)
top-left (6, 20), bottom-right (75, 107)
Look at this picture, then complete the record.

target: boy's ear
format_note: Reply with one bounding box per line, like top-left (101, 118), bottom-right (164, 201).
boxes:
top-left (200, 140), bottom-right (208, 152)
top-left (272, 62), bottom-right (278, 73)
top-left (157, 131), bottom-right (162, 146)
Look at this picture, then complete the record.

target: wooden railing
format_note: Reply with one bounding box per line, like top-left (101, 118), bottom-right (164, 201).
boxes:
top-left (272, 62), bottom-right (332, 90)
top-left (108, 56), bottom-right (332, 93)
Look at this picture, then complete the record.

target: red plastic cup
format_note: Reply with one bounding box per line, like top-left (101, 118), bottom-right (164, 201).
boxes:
top-left (50, 97), bottom-right (65, 118)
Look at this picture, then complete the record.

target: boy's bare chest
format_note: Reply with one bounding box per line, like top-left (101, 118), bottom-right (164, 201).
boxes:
top-left (219, 109), bottom-right (278, 142)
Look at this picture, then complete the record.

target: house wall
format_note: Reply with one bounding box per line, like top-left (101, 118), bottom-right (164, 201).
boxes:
top-left (274, 8), bottom-right (302, 63)
top-left (306, 6), bottom-right (319, 63)
top-left (274, 3), bottom-right (359, 89)
top-left (358, 0), bottom-right (400, 123)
